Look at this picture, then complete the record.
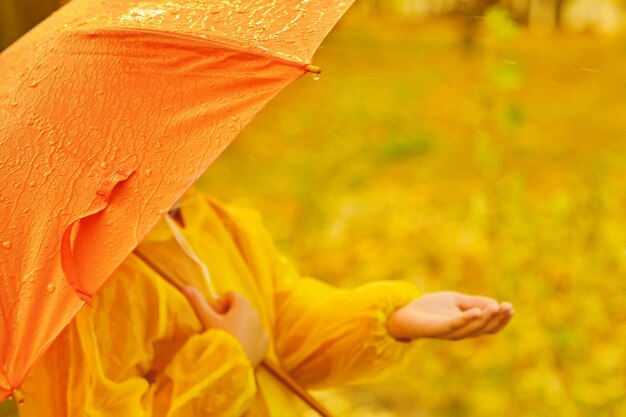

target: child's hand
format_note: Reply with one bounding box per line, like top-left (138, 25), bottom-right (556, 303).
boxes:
top-left (387, 291), bottom-right (514, 341)
top-left (184, 287), bottom-right (269, 367)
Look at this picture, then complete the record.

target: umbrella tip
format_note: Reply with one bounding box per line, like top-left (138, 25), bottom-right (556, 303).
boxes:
top-left (306, 65), bottom-right (322, 75)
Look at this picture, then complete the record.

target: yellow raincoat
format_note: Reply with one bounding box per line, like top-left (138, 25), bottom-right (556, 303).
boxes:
top-left (18, 188), bottom-right (419, 416)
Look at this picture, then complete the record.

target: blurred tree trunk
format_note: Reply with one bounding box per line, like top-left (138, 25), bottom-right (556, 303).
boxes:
top-left (371, 0), bottom-right (383, 13)
top-left (0, 0), bottom-right (65, 51)
top-left (462, 0), bottom-right (500, 49)
top-left (528, 0), bottom-right (566, 31)
top-left (554, 0), bottom-right (566, 28)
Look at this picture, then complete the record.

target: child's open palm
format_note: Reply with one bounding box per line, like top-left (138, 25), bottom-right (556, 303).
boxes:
top-left (387, 291), bottom-right (514, 341)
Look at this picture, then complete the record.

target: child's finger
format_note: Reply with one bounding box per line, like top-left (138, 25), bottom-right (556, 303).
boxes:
top-left (214, 297), bottom-right (229, 314)
top-left (500, 302), bottom-right (514, 315)
top-left (215, 291), bottom-right (236, 313)
top-left (480, 303), bottom-right (514, 334)
top-left (184, 286), bottom-right (223, 330)
top-left (455, 293), bottom-right (499, 311)
top-left (437, 307), bottom-right (483, 336)
top-left (486, 305), bottom-right (514, 334)
top-left (478, 312), bottom-right (506, 334)
top-left (475, 303), bottom-right (511, 334)
top-left (223, 291), bottom-right (254, 317)
top-left (488, 314), bottom-right (513, 335)
top-left (444, 304), bottom-right (500, 340)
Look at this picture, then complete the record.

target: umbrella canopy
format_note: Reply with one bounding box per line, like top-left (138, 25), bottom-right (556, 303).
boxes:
top-left (0, 0), bottom-right (354, 399)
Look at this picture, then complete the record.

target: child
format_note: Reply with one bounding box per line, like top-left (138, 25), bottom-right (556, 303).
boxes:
top-left (17, 187), bottom-right (513, 416)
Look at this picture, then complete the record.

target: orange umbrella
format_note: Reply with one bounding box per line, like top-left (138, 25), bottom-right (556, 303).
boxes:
top-left (0, 0), bottom-right (354, 400)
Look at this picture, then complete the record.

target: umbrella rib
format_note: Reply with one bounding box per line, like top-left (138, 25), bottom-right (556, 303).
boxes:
top-left (80, 28), bottom-right (319, 73)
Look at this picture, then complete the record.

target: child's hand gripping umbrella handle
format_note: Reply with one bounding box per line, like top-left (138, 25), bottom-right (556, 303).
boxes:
top-left (134, 247), bottom-right (335, 417)
top-left (182, 286), bottom-right (334, 417)
top-left (183, 287), bottom-right (269, 368)
top-left (133, 219), bottom-right (336, 417)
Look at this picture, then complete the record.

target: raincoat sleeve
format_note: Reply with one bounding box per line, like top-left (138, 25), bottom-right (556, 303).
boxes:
top-left (218, 202), bottom-right (419, 389)
top-left (70, 256), bottom-right (256, 417)
top-left (154, 330), bottom-right (256, 417)
top-left (273, 270), bottom-right (419, 389)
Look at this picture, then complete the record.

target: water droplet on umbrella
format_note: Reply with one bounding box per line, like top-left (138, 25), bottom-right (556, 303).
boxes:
top-left (100, 162), bottom-right (108, 169)
top-left (2, 241), bottom-right (11, 249)
top-left (47, 284), bottom-right (56, 293)
top-left (155, 142), bottom-right (161, 149)
top-left (145, 169), bottom-right (152, 177)
top-left (313, 73), bottom-right (321, 81)
top-left (29, 181), bottom-right (36, 187)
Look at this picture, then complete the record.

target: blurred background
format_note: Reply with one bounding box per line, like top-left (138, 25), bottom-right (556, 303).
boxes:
top-left (2, 0), bottom-right (626, 416)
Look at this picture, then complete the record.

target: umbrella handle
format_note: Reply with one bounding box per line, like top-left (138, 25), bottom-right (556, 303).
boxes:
top-left (261, 360), bottom-right (335, 417)
top-left (133, 248), bottom-right (336, 417)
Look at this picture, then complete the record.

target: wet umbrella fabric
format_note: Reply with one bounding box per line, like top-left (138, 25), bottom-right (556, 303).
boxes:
top-left (0, 0), bottom-right (353, 398)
